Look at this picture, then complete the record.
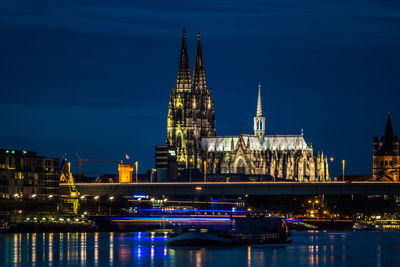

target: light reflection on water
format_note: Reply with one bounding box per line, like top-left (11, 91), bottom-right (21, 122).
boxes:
top-left (1, 231), bottom-right (400, 266)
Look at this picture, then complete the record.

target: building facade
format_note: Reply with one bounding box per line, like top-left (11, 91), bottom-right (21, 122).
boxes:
top-left (373, 113), bottom-right (400, 181)
top-left (166, 29), bottom-right (216, 169)
top-left (0, 149), bottom-right (59, 199)
top-left (161, 30), bottom-right (329, 181)
top-left (201, 84), bottom-right (329, 181)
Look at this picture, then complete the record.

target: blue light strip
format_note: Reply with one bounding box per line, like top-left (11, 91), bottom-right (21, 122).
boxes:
top-left (133, 195), bottom-right (149, 199)
top-left (134, 208), bottom-right (246, 213)
top-left (284, 218), bottom-right (304, 222)
top-left (110, 216), bottom-right (232, 221)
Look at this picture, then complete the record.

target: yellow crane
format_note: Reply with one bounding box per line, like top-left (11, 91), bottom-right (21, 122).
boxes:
top-left (59, 158), bottom-right (80, 214)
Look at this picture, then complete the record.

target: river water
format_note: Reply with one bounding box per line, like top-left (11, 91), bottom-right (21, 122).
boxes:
top-left (1, 231), bottom-right (400, 266)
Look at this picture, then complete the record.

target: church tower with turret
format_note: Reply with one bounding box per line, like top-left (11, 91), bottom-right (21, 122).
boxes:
top-left (166, 29), bottom-right (216, 168)
top-left (254, 83), bottom-right (266, 139)
top-left (373, 113), bottom-right (400, 181)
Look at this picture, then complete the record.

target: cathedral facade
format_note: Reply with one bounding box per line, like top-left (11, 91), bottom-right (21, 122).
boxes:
top-left (165, 29), bottom-right (216, 169)
top-left (165, 30), bottom-right (329, 181)
top-left (201, 84), bottom-right (329, 181)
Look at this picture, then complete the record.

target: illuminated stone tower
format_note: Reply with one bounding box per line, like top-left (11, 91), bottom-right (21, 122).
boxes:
top-left (118, 163), bottom-right (133, 183)
top-left (191, 30), bottom-right (216, 167)
top-left (373, 113), bottom-right (400, 181)
top-left (253, 83), bottom-right (265, 139)
top-left (166, 29), bottom-right (216, 168)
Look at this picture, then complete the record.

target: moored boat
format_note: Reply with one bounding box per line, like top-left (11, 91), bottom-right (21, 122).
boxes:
top-left (167, 229), bottom-right (233, 246)
top-left (167, 216), bottom-right (292, 246)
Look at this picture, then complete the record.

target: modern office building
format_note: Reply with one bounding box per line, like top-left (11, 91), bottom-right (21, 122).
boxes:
top-left (0, 149), bottom-right (59, 200)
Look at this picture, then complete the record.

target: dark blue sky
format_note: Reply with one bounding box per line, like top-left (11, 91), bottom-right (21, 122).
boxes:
top-left (1, 0), bottom-right (399, 176)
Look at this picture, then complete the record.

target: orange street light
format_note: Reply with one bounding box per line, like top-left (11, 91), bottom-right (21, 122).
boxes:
top-left (203, 161), bottom-right (207, 182)
top-left (135, 161), bottom-right (138, 183)
top-left (342, 160), bottom-right (345, 182)
top-left (189, 158), bottom-right (193, 183)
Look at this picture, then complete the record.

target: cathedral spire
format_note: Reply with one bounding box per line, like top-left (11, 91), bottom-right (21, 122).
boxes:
top-left (193, 30), bottom-right (207, 92)
top-left (254, 83), bottom-right (266, 138)
top-left (175, 28), bottom-right (191, 91)
top-left (381, 112), bottom-right (394, 154)
top-left (257, 82), bottom-right (263, 117)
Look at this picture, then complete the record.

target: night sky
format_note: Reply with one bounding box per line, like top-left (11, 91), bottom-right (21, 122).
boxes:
top-left (1, 0), bottom-right (399, 176)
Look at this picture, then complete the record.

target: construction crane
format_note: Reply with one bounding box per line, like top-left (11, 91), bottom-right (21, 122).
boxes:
top-left (75, 153), bottom-right (119, 180)
top-left (60, 158), bottom-right (80, 214)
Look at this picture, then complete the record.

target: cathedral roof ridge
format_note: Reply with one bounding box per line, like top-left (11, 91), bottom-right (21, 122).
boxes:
top-left (264, 134), bottom-right (304, 137)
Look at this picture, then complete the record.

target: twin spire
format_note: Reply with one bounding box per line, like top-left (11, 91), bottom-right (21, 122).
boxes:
top-left (175, 28), bottom-right (207, 92)
top-left (175, 28), bottom-right (191, 90)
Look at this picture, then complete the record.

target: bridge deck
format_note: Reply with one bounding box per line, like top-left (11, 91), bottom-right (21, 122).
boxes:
top-left (60, 182), bottom-right (400, 196)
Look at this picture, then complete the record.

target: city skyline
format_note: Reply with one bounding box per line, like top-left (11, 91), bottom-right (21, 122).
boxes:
top-left (1, 1), bottom-right (400, 176)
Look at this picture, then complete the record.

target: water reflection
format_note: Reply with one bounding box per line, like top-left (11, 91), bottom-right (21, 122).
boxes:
top-left (31, 233), bottom-right (36, 265)
top-left (109, 232), bottom-right (114, 265)
top-left (0, 231), bottom-right (400, 266)
top-left (94, 232), bottom-right (98, 267)
top-left (247, 246), bottom-right (251, 266)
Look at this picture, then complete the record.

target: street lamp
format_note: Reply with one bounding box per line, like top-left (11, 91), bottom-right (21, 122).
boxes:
top-left (203, 161), bottom-right (207, 182)
top-left (329, 157), bottom-right (334, 182)
top-left (260, 158), bottom-right (264, 182)
top-left (135, 161), bottom-right (138, 183)
top-left (189, 158), bottom-right (193, 183)
top-left (342, 160), bottom-right (345, 182)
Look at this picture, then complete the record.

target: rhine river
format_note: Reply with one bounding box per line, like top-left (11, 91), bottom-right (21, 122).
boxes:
top-left (1, 231), bottom-right (400, 266)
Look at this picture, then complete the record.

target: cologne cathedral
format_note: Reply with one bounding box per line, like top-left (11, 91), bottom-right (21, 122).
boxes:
top-left (165, 29), bottom-right (216, 169)
top-left (165, 30), bottom-right (329, 181)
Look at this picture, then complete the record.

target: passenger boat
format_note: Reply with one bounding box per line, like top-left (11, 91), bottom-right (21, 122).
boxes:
top-left (354, 219), bottom-right (400, 231)
top-left (167, 217), bottom-right (292, 246)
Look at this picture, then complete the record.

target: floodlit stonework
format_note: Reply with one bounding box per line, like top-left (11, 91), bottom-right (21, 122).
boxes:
top-left (165, 30), bottom-right (329, 181)
top-left (373, 113), bottom-right (400, 181)
top-left (166, 29), bottom-right (216, 168)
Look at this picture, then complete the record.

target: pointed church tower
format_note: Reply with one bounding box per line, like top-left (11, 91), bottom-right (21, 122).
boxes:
top-left (192, 30), bottom-right (216, 166)
top-left (381, 113), bottom-right (394, 155)
top-left (176, 28), bottom-right (192, 91)
top-left (372, 112), bottom-right (400, 181)
top-left (166, 28), bottom-right (194, 164)
top-left (193, 30), bottom-right (208, 94)
top-left (254, 82), bottom-right (266, 139)
top-left (166, 29), bottom-right (216, 168)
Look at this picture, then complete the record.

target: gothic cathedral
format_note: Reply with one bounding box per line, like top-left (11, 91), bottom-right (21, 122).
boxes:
top-left (166, 29), bottom-right (216, 168)
top-left (165, 29), bottom-right (329, 181)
